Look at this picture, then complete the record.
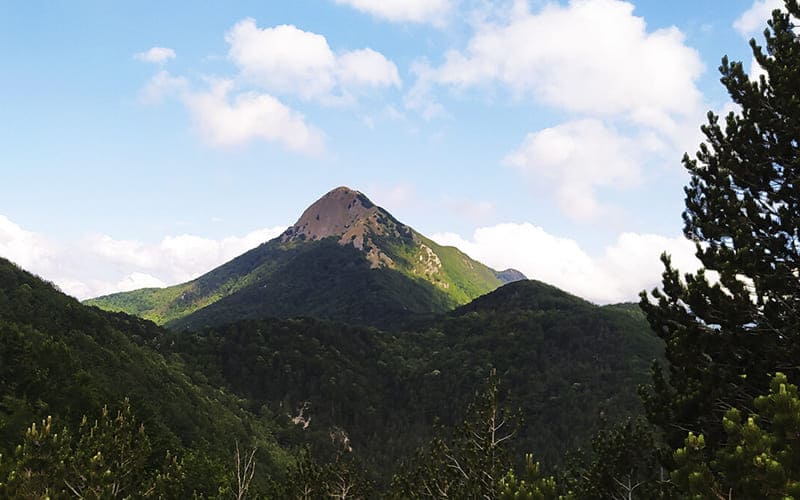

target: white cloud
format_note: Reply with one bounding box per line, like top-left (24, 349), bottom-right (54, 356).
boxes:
top-left (505, 119), bottom-right (649, 220)
top-left (227, 21), bottom-right (337, 99)
top-left (416, 0), bottom-right (703, 131)
top-left (334, 0), bottom-right (453, 25)
top-left (404, 0), bottom-right (707, 222)
top-left (86, 226), bottom-right (285, 287)
top-left (734, 0), bottom-right (783, 37)
top-left (182, 80), bottom-right (325, 153)
top-left (137, 20), bottom-right (399, 153)
top-left (116, 272), bottom-right (167, 292)
top-left (139, 70), bottom-right (189, 104)
top-left (225, 19), bottom-right (400, 101)
top-left (336, 48), bottom-right (401, 89)
top-left (134, 46), bottom-right (176, 64)
top-left (0, 213), bottom-right (286, 300)
top-left (432, 223), bottom-right (701, 304)
top-left (0, 215), bottom-right (58, 273)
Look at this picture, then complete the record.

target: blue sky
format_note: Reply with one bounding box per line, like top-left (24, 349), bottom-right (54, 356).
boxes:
top-left (0, 0), bottom-right (785, 302)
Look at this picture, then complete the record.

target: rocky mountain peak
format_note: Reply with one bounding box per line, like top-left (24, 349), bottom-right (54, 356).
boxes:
top-left (280, 186), bottom-right (412, 268)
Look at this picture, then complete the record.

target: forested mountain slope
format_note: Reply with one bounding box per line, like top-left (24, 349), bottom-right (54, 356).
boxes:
top-left (151, 279), bottom-right (663, 478)
top-left (0, 257), bottom-right (291, 494)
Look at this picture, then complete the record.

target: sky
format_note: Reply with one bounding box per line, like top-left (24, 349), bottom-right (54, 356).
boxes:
top-left (0, 0), bottom-right (786, 303)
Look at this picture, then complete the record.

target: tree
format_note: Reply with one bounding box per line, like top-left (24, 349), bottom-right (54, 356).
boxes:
top-left (0, 401), bottom-right (184, 498)
top-left (65, 400), bottom-right (154, 497)
top-left (233, 441), bottom-right (257, 500)
top-left (283, 448), bottom-right (373, 499)
top-left (671, 373), bottom-right (800, 499)
top-left (562, 418), bottom-right (671, 500)
top-left (498, 453), bottom-right (559, 500)
top-left (640, 0), bottom-right (800, 455)
top-left (0, 415), bottom-right (71, 498)
top-left (390, 370), bottom-right (519, 499)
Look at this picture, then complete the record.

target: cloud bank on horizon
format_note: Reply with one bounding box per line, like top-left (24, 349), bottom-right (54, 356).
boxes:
top-left (1, 211), bottom-right (699, 305)
top-left (0, 214), bottom-right (285, 300)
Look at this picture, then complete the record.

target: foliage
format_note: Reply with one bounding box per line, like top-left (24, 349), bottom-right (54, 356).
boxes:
top-left (561, 417), bottom-right (672, 499)
top-left (391, 371), bottom-right (520, 499)
top-left (152, 279), bottom-right (662, 483)
top-left (640, 0), bottom-right (800, 456)
top-left (0, 415), bottom-right (72, 498)
top-left (0, 401), bottom-right (184, 499)
top-left (498, 454), bottom-right (559, 500)
top-left (0, 257), bottom-right (291, 495)
top-left (671, 373), bottom-right (800, 499)
top-left (170, 239), bottom-right (459, 331)
top-left (282, 447), bottom-right (374, 499)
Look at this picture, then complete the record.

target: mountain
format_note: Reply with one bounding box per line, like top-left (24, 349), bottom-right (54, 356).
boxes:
top-left (86, 186), bottom-right (521, 329)
top-left (494, 267), bottom-right (527, 284)
top-left (0, 257), bottom-right (291, 494)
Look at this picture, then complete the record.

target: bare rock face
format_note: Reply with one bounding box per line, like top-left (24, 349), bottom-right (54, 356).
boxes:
top-left (281, 186), bottom-right (413, 268)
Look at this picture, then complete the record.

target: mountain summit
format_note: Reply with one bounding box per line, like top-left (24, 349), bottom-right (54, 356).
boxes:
top-left (86, 187), bottom-right (525, 329)
top-left (281, 186), bottom-right (408, 268)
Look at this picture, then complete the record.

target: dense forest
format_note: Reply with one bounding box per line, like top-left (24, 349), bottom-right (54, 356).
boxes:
top-left (0, 256), bottom-right (660, 497)
top-left (2, 1), bottom-right (800, 498)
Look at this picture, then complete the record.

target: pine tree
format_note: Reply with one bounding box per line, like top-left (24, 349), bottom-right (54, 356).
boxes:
top-left (671, 373), bottom-right (800, 499)
top-left (640, 0), bottom-right (800, 454)
top-left (390, 370), bottom-right (519, 499)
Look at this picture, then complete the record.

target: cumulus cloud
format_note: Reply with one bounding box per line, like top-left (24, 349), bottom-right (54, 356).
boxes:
top-left (116, 272), bottom-right (167, 292)
top-left (136, 19), bottom-right (401, 152)
top-left (505, 119), bottom-right (653, 219)
top-left (0, 213), bottom-right (286, 300)
top-left (404, 0), bottom-right (707, 221)
top-left (137, 72), bottom-right (324, 153)
top-left (182, 80), bottom-right (325, 153)
top-left (226, 19), bottom-right (400, 101)
top-left (336, 48), bottom-right (402, 89)
top-left (734, 0), bottom-right (783, 37)
top-left (433, 223), bottom-right (701, 304)
top-left (85, 225), bottom-right (285, 287)
top-left (134, 46), bottom-right (176, 64)
top-left (333, 0), bottom-right (453, 25)
top-left (413, 0), bottom-right (703, 131)
top-left (0, 215), bottom-right (58, 273)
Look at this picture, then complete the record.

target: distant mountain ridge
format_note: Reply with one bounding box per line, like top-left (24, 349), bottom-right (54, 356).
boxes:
top-left (86, 186), bottom-right (524, 329)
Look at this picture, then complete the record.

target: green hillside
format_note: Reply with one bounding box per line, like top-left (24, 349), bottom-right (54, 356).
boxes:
top-left (168, 239), bottom-right (459, 330)
top-left (0, 257), bottom-right (292, 495)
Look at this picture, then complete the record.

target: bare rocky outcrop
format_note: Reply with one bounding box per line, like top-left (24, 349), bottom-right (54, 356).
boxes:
top-left (281, 186), bottom-right (412, 269)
